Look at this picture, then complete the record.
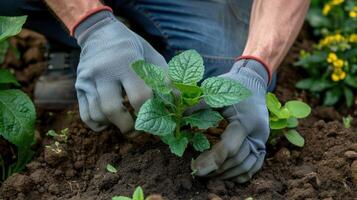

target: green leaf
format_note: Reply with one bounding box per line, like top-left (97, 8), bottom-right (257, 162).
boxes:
top-left (201, 77), bottom-right (251, 108)
top-left (132, 60), bottom-right (171, 94)
top-left (310, 80), bottom-right (333, 92)
top-left (323, 88), bottom-right (341, 106)
top-left (344, 75), bottom-right (357, 88)
top-left (106, 164), bottom-right (117, 173)
top-left (0, 69), bottom-right (20, 86)
top-left (266, 93), bottom-right (290, 119)
top-left (168, 50), bottom-right (204, 84)
top-left (161, 134), bottom-right (189, 157)
top-left (0, 16), bottom-right (27, 42)
top-left (192, 133), bottom-right (210, 152)
top-left (174, 83), bottom-right (202, 106)
top-left (285, 101), bottom-right (311, 119)
top-left (270, 119), bottom-right (288, 130)
top-left (295, 78), bottom-right (314, 90)
top-left (0, 40), bottom-right (10, 64)
top-left (132, 186), bottom-right (144, 200)
top-left (0, 89), bottom-right (36, 147)
top-left (135, 99), bottom-right (175, 136)
top-left (287, 118), bottom-right (299, 128)
top-left (183, 110), bottom-right (223, 129)
top-left (284, 129), bottom-right (304, 147)
top-left (174, 82), bottom-right (202, 97)
top-left (306, 8), bottom-right (330, 28)
top-left (112, 197), bottom-right (131, 200)
top-left (342, 115), bottom-right (352, 129)
top-left (266, 92), bottom-right (281, 110)
top-left (343, 87), bottom-right (354, 107)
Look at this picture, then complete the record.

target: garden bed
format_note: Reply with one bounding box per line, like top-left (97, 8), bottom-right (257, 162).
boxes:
top-left (0, 30), bottom-right (356, 200)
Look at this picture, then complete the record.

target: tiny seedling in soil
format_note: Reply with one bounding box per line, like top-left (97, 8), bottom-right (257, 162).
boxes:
top-left (112, 186), bottom-right (145, 200)
top-left (106, 164), bottom-right (118, 173)
top-left (132, 50), bottom-right (251, 156)
top-left (343, 115), bottom-right (353, 129)
top-left (266, 92), bottom-right (311, 147)
top-left (47, 128), bottom-right (69, 143)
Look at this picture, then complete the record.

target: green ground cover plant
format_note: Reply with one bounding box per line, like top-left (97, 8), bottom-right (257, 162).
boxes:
top-left (266, 93), bottom-right (311, 147)
top-left (0, 15), bottom-right (36, 180)
top-left (112, 186), bottom-right (145, 200)
top-left (295, 0), bottom-right (357, 106)
top-left (132, 50), bottom-right (251, 156)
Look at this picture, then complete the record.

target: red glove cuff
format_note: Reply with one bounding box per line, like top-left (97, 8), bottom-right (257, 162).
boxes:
top-left (70, 6), bottom-right (113, 36)
top-left (236, 55), bottom-right (272, 84)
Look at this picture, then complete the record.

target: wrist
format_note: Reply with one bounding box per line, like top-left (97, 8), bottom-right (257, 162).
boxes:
top-left (74, 10), bottom-right (115, 39)
top-left (236, 56), bottom-right (272, 84)
top-left (44, 0), bottom-right (112, 36)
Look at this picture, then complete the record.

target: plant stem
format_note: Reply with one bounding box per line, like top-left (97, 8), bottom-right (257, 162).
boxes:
top-left (174, 96), bottom-right (185, 138)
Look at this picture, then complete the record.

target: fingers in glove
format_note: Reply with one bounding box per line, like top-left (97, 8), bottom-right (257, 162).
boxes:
top-left (219, 153), bottom-right (257, 180)
top-left (77, 90), bottom-right (108, 131)
top-left (192, 121), bottom-right (248, 176)
top-left (233, 152), bottom-right (265, 183)
top-left (96, 81), bottom-right (134, 134)
top-left (121, 76), bottom-right (152, 112)
top-left (212, 140), bottom-right (250, 175)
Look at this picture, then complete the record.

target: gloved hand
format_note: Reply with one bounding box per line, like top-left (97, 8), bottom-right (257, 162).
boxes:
top-left (191, 59), bottom-right (270, 183)
top-left (74, 11), bottom-right (168, 133)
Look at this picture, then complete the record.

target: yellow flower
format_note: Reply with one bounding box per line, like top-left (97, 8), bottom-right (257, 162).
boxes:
top-left (350, 11), bottom-right (357, 18)
top-left (349, 34), bottom-right (357, 42)
top-left (333, 59), bottom-right (344, 68)
top-left (331, 69), bottom-right (346, 82)
top-left (330, 0), bottom-right (344, 5)
top-left (327, 52), bottom-right (338, 63)
top-left (323, 4), bottom-right (332, 15)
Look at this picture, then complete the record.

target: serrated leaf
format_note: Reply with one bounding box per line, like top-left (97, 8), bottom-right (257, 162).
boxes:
top-left (0, 69), bottom-right (20, 86)
top-left (0, 40), bottom-right (10, 64)
top-left (270, 119), bottom-right (288, 130)
top-left (132, 186), bottom-right (144, 200)
top-left (0, 16), bottom-right (27, 42)
top-left (0, 89), bottom-right (35, 147)
top-left (287, 118), bottom-right (299, 128)
top-left (161, 134), bottom-right (189, 157)
top-left (168, 50), bottom-right (204, 84)
top-left (183, 110), bottom-right (223, 129)
top-left (112, 197), bottom-right (131, 200)
top-left (284, 129), bottom-right (304, 147)
top-left (132, 60), bottom-right (170, 94)
top-left (285, 101), bottom-right (311, 118)
top-left (135, 99), bottom-right (175, 136)
top-left (201, 77), bottom-right (251, 108)
top-left (174, 83), bottom-right (202, 106)
top-left (192, 133), bottom-right (210, 152)
top-left (106, 164), bottom-right (117, 173)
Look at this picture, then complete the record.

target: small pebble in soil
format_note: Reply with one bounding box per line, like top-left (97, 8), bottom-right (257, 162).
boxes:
top-left (344, 150), bottom-right (357, 159)
top-left (351, 160), bottom-right (357, 184)
top-left (146, 194), bottom-right (164, 200)
top-left (208, 193), bottom-right (223, 200)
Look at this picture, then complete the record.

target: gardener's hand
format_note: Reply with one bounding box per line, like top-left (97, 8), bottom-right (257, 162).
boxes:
top-left (74, 11), bottom-right (168, 133)
top-left (192, 59), bottom-right (269, 183)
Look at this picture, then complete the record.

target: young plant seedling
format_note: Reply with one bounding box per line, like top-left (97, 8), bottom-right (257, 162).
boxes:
top-left (266, 92), bottom-right (311, 147)
top-left (112, 186), bottom-right (145, 200)
top-left (132, 50), bottom-right (251, 156)
top-left (106, 164), bottom-right (118, 174)
top-left (47, 128), bottom-right (69, 143)
top-left (343, 115), bottom-right (353, 129)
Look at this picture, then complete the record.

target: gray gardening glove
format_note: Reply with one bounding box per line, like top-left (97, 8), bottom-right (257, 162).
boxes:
top-left (74, 11), bottom-right (168, 133)
top-left (192, 59), bottom-right (269, 183)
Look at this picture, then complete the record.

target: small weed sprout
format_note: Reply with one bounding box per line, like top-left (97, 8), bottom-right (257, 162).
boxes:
top-left (132, 50), bottom-right (251, 156)
top-left (266, 92), bottom-right (311, 147)
top-left (343, 115), bottom-right (353, 128)
top-left (106, 164), bottom-right (118, 173)
top-left (112, 186), bottom-right (145, 200)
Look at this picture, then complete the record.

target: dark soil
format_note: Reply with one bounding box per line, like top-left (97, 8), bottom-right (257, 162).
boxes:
top-left (0, 29), bottom-right (356, 200)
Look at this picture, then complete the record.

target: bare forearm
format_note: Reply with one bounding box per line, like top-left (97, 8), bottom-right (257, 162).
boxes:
top-left (243, 0), bottom-right (310, 72)
top-left (43, 0), bottom-right (105, 33)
